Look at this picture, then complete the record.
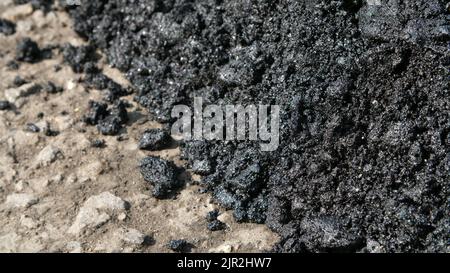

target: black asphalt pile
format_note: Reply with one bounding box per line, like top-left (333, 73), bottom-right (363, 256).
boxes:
top-left (62, 0), bottom-right (449, 252)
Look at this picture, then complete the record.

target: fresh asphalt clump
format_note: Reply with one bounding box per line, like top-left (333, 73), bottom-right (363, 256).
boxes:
top-left (84, 72), bottom-right (129, 101)
top-left (139, 156), bottom-right (183, 199)
top-left (0, 101), bottom-right (11, 111)
top-left (44, 81), bottom-right (63, 94)
top-left (205, 209), bottom-right (225, 231)
top-left (15, 38), bottom-right (52, 63)
top-left (207, 220), bottom-right (226, 232)
top-left (90, 139), bottom-right (106, 148)
top-left (0, 18), bottom-right (16, 36)
top-left (7, 60), bottom-right (19, 70)
top-left (83, 100), bottom-right (129, 136)
top-left (67, 0), bottom-right (449, 252)
top-left (205, 209), bottom-right (220, 222)
top-left (138, 128), bottom-right (171, 151)
top-left (16, 38), bottom-right (42, 63)
top-left (62, 44), bottom-right (98, 73)
top-left (13, 76), bottom-right (27, 87)
top-left (167, 239), bottom-right (190, 253)
top-left (83, 100), bottom-right (108, 126)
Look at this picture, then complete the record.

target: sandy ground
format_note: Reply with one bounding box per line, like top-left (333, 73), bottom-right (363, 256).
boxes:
top-left (0, 2), bottom-right (278, 253)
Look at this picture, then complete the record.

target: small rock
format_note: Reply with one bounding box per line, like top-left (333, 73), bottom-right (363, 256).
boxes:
top-left (66, 79), bottom-right (77, 90)
top-left (5, 193), bottom-right (38, 208)
top-left (217, 211), bottom-right (232, 223)
top-left (76, 161), bottom-right (104, 183)
top-left (210, 244), bottom-right (233, 253)
top-left (20, 215), bottom-right (38, 229)
top-left (35, 145), bottom-right (62, 167)
top-left (4, 83), bottom-right (42, 103)
top-left (83, 192), bottom-right (127, 211)
top-left (117, 212), bottom-right (127, 221)
top-left (2, 4), bottom-right (34, 21)
top-left (68, 192), bottom-right (128, 234)
top-left (119, 228), bottom-right (146, 245)
top-left (66, 241), bottom-right (83, 253)
top-left (29, 177), bottom-right (49, 192)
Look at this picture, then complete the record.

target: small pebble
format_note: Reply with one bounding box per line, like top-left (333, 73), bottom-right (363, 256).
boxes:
top-left (0, 101), bottom-right (11, 111)
top-left (26, 123), bottom-right (41, 133)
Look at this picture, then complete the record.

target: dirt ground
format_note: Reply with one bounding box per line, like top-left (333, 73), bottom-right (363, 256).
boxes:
top-left (0, 2), bottom-right (279, 253)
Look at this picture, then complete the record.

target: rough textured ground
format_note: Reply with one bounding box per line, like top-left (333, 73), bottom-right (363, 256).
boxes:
top-left (64, 0), bottom-right (449, 253)
top-left (0, 1), bottom-right (278, 253)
